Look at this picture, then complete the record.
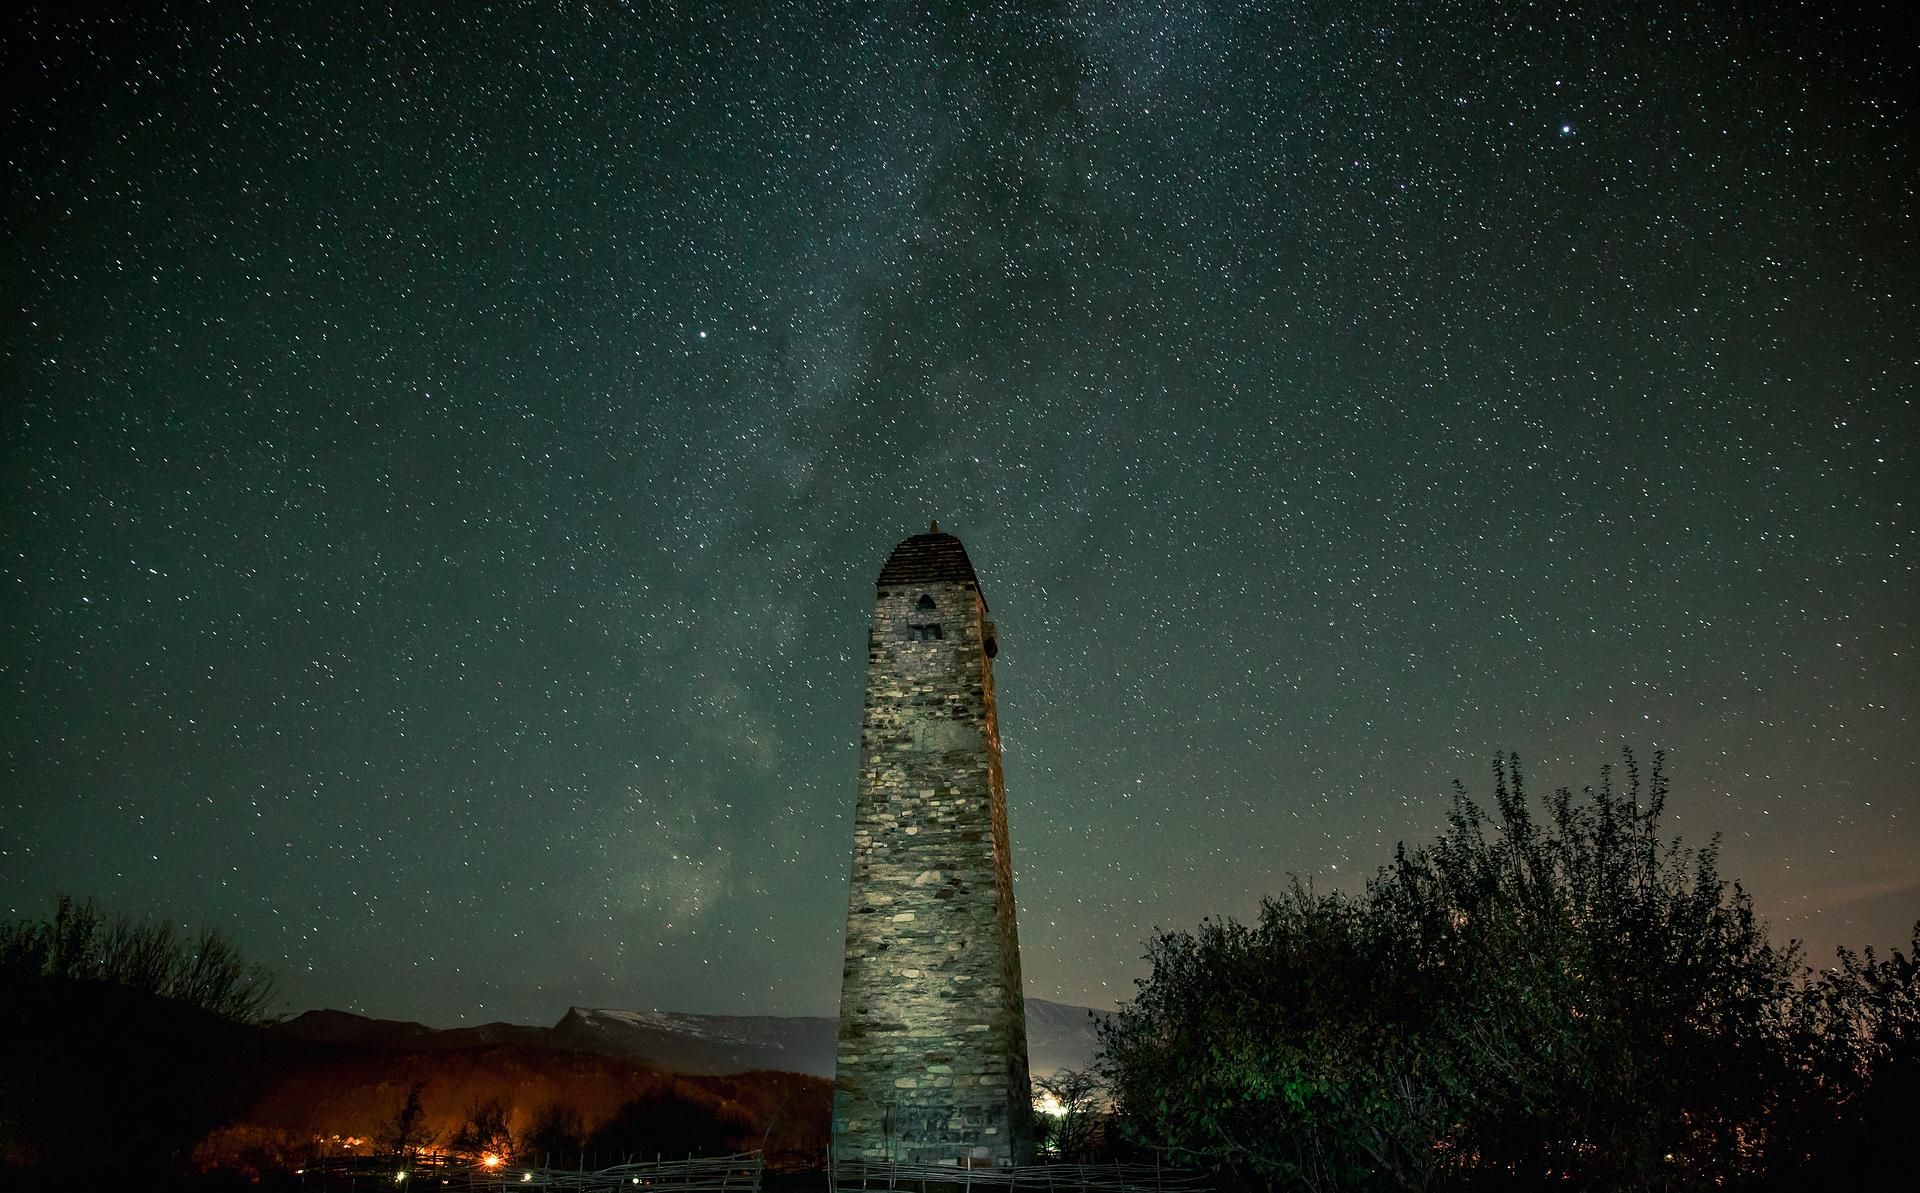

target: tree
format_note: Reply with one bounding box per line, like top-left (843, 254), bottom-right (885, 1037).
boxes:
top-left (1097, 752), bottom-right (1879, 1191)
top-left (1098, 875), bottom-right (1424, 1191)
top-left (1769, 925), bottom-right (1920, 1188)
top-left (376, 1081), bottom-right (436, 1161)
top-left (0, 895), bottom-right (276, 1022)
top-left (1033, 1068), bottom-right (1104, 1162)
top-left (520, 1101), bottom-right (586, 1163)
top-left (1842, 931), bottom-right (1920, 1184)
top-left (449, 1095), bottom-right (515, 1162)
top-left (589, 1087), bottom-right (749, 1159)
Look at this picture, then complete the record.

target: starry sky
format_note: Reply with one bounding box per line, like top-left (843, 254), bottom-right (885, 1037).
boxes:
top-left (3, 0), bottom-right (1915, 1026)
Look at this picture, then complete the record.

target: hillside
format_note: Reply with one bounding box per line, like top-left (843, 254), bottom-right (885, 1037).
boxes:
top-left (274, 995), bottom-right (1105, 1079)
top-left (2, 975), bottom-right (1099, 1179)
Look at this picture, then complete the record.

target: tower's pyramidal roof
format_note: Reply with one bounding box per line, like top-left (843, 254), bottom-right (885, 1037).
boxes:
top-left (876, 523), bottom-right (983, 596)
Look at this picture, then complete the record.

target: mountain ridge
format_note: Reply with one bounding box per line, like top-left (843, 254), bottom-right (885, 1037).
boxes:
top-left (276, 997), bottom-right (1107, 1078)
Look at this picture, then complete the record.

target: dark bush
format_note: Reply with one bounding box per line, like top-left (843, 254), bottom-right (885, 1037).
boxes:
top-left (1099, 752), bottom-right (1918, 1191)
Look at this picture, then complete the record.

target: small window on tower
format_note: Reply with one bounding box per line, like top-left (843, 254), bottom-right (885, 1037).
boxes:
top-left (906, 594), bottom-right (942, 642)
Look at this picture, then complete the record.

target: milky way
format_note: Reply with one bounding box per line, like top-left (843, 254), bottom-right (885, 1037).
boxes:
top-left (3, 1), bottom-right (1914, 1024)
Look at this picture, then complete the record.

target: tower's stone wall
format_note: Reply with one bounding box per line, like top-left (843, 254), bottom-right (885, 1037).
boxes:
top-left (833, 533), bottom-right (1033, 1166)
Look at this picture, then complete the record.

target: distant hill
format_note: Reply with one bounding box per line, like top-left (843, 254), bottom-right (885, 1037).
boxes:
top-left (0, 973), bottom-right (833, 1178)
top-left (275, 996), bottom-right (1107, 1078)
top-left (228, 1024), bottom-right (827, 1172)
top-left (0, 976), bottom-right (1105, 1179)
top-left (272, 1007), bottom-right (555, 1051)
top-left (1, 971), bottom-right (275, 1171)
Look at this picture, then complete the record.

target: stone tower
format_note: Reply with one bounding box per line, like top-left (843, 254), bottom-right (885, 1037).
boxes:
top-left (833, 525), bottom-right (1034, 1166)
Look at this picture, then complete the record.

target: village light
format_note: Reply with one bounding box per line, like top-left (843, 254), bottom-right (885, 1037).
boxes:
top-left (481, 1153), bottom-right (503, 1168)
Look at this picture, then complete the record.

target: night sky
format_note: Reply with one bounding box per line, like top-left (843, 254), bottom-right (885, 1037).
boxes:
top-left (3, 1), bottom-right (1914, 1027)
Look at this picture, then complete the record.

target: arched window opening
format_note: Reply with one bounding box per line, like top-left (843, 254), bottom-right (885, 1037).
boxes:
top-left (916, 593), bottom-right (937, 611)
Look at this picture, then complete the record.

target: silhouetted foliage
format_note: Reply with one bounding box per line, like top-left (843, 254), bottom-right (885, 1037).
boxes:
top-left (1764, 927), bottom-right (1919, 1188)
top-left (0, 965), bottom-right (269, 1174)
top-left (448, 1094), bottom-right (515, 1160)
top-left (1, 895), bottom-right (275, 1023)
top-left (590, 1087), bottom-right (750, 1160)
top-left (1098, 752), bottom-right (1919, 1191)
top-left (521, 1100), bottom-right (587, 1161)
top-left (375, 1081), bottom-right (436, 1160)
top-left (1033, 1067), bottom-right (1105, 1163)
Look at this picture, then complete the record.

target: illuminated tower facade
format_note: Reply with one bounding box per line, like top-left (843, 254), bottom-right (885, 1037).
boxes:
top-left (833, 525), bottom-right (1033, 1166)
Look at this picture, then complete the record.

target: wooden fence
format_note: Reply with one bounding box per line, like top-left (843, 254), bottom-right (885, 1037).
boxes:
top-left (290, 1150), bottom-right (1206, 1193)
top-left (296, 1149), bottom-right (764, 1192)
top-left (830, 1159), bottom-right (1210, 1193)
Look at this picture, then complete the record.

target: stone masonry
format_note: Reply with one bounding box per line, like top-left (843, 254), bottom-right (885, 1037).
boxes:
top-left (833, 526), bottom-right (1034, 1166)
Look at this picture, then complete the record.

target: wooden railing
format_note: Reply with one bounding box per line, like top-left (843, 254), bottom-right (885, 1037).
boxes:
top-left (297, 1149), bottom-right (763, 1192)
top-left (830, 1158), bottom-right (1210, 1193)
